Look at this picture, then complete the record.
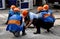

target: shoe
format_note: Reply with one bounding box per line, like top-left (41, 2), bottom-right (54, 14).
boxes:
top-left (14, 32), bottom-right (20, 37)
top-left (12, 32), bottom-right (15, 36)
top-left (22, 33), bottom-right (26, 36)
top-left (33, 32), bottom-right (40, 34)
top-left (47, 29), bottom-right (50, 32)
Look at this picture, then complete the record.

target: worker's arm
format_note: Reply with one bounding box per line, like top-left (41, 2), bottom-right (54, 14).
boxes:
top-left (26, 12), bottom-right (34, 28)
top-left (26, 20), bottom-right (33, 28)
top-left (25, 20), bottom-right (29, 26)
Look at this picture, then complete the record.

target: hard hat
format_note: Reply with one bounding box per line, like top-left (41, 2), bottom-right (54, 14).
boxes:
top-left (37, 6), bottom-right (43, 11)
top-left (10, 5), bottom-right (16, 9)
top-left (22, 10), bottom-right (28, 17)
top-left (14, 8), bottom-right (20, 12)
top-left (43, 4), bottom-right (49, 10)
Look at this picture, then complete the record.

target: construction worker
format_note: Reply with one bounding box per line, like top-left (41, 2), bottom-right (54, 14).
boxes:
top-left (33, 6), bottom-right (43, 34)
top-left (5, 5), bottom-right (16, 24)
top-left (22, 10), bottom-right (38, 28)
top-left (41, 4), bottom-right (55, 32)
top-left (6, 8), bottom-right (26, 37)
top-left (22, 10), bottom-right (30, 27)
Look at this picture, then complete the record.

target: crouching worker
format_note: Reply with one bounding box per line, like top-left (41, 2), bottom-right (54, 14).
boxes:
top-left (5, 5), bottom-right (16, 24)
top-left (41, 4), bottom-right (55, 32)
top-left (22, 10), bottom-right (39, 29)
top-left (6, 8), bottom-right (26, 37)
top-left (34, 6), bottom-right (43, 34)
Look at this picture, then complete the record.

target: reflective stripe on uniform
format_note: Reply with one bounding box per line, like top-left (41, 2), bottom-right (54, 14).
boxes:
top-left (44, 14), bottom-right (50, 18)
top-left (8, 20), bottom-right (21, 26)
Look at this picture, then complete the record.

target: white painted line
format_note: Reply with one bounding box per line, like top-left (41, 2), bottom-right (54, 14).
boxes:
top-left (0, 14), bottom-right (8, 18)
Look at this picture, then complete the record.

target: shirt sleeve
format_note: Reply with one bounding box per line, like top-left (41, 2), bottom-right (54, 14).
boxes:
top-left (33, 13), bottom-right (39, 19)
top-left (29, 12), bottom-right (34, 20)
top-left (38, 12), bottom-right (43, 18)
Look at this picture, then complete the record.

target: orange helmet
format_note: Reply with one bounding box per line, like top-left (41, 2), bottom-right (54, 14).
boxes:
top-left (43, 4), bottom-right (49, 10)
top-left (14, 8), bottom-right (20, 12)
top-left (37, 6), bottom-right (43, 11)
top-left (22, 10), bottom-right (28, 17)
top-left (10, 5), bottom-right (16, 9)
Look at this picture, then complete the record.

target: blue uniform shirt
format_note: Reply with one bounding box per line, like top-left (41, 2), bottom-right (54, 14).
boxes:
top-left (41, 10), bottom-right (55, 22)
top-left (6, 12), bottom-right (23, 32)
top-left (29, 12), bottom-right (39, 20)
top-left (9, 9), bottom-right (15, 16)
top-left (9, 14), bottom-right (21, 21)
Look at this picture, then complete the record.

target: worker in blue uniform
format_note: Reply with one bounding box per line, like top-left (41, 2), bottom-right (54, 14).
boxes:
top-left (21, 7), bottom-right (43, 34)
top-left (5, 5), bottom-right (16, 24)
top-left (6, 8), bottom-right (26, 37)
top-left (22, 10), bottom-right (39, 28)
top-left (41, 4), bottom-right (55, 32)
top-left (33, 6), bottom-right (43, 34)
